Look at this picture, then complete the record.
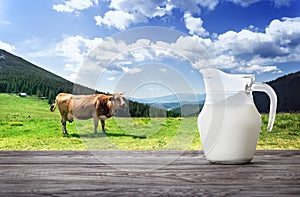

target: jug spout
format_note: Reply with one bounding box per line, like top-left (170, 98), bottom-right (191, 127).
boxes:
top-left (200, 68), bottom-right (254, 93)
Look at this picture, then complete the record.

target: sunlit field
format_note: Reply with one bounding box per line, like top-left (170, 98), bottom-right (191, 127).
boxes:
top-left (0, 94), bottom-right (299, 150)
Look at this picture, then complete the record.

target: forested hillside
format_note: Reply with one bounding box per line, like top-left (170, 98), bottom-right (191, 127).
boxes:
top-left (0, 50), bottom-right (178, 117)
top-left (0, 49), bottom-right (98, 104)
top-left (254, 71), bottom-right (300, 113)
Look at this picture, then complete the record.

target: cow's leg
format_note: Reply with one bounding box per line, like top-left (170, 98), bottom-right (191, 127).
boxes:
top-left (61, 120), bottom-right (68, 135)
top-left (94, 117), bottom-right (99, 134)
top-left (101, 119), bottom-right (106, 133)
top-left (60, 114), bottom-right (68, 135)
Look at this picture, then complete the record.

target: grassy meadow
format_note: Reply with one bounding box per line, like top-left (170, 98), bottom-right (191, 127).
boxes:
top-left (0, 93), bottom-right (299, 150)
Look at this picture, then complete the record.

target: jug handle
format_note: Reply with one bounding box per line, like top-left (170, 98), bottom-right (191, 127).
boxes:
top-left (252, 82), bottom-right (277, 131)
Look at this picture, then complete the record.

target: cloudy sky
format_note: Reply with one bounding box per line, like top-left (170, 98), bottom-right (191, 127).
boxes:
top-left (0, 0), bottom-right (299, 97)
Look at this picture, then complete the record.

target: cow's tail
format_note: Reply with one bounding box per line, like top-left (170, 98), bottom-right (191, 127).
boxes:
top-left (50, 102), bottom-right (57, 112)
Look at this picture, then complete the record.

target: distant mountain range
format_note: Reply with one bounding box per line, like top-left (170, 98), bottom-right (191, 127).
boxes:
top-left (129, 93), bottom-right (205, 110)
top-left (0, 49), bottom-right (299, 113)
top-left (130, 71), bottom-right (300, 113)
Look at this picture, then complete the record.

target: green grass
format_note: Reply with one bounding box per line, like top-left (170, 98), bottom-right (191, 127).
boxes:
top-left (0, 93), bottom-right (299, 150)
top-left (0, 94), bottom-right (83, 150)
top-left (257, 113), bottom-right (300, 149)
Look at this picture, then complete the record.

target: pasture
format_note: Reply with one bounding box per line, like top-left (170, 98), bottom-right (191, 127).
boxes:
top-left (0, 93), bottom-right (299, 150)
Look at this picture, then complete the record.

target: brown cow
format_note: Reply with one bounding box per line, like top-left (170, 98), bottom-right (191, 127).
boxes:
top-left (50, 93), bottom-right (126, 134)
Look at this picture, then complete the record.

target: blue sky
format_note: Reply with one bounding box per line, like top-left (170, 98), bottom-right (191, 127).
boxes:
top-left (0, 0), bottom-right (299, 98)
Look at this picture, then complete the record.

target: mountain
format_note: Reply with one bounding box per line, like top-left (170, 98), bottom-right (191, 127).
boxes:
top-left (254, 71), bottom-right (300, 113)
top-left (0, 50), bottom-right (164, 118)
top-left (1, 49), bottom-right (299, 113)
top-left (0, 49), bottom-right (104, 103)
top-left (130, 93), bottom-right (205, 110)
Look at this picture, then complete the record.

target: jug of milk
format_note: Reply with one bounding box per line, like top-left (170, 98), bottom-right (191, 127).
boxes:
top-left (198, 68), bottom-right (277, 164)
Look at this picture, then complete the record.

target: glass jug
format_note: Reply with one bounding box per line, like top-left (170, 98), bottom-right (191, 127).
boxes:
top-left (198, 68), bottom-right (277, 164)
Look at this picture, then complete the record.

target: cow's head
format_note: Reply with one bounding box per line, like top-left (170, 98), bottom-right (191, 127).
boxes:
top-left (110, 93), bottom-right (126, 110)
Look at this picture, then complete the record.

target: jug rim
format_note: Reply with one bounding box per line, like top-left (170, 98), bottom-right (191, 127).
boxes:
top-left (204, 90), bottom-right (253, 93)
top-left (201, 68), bottom-right (256, 93)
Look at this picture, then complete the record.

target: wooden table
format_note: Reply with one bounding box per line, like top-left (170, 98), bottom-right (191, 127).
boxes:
top-left (0, 150), bottom-right (299, 196)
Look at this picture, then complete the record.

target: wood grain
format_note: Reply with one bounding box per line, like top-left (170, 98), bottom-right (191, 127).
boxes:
top-left (0, 150), bottom-right (299, 196)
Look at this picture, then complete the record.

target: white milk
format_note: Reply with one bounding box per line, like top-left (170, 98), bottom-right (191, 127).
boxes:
top-left (198, 93), bottom-right (262, 163)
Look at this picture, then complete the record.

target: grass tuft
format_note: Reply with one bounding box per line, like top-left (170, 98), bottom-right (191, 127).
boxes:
top-left (8, 122), bottom-right (24, 126)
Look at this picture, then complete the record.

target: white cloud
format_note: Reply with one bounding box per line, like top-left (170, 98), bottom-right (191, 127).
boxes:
top-left (56, 35), bottom-right (103, 64)
top-left (63, 73), bottom-right (78, 82)
top-left (159, 68), bottom-right (167, 73)
top-left (96, 0), bottom-right (219, 30)
top-left (0, 40), bottom-right (16, 53)
top-left (54, 35), bottom-right (103, 83)
top-left (214, 17), bottom-right (300, 65)
top-left (95, 0), bottom-right (172, 30)
top-left (17, 37), bottom-right (59, 58)
top-left (271, 0), bottom-right (291, 7)
top-left (107, 77), bottom-right (116, 81)
top-left (226, 0), bottom-right (260, 7)
top-left (83, 35), bottom-right (212, 81)
top-left (169, 35), bottom-right (213, 63)
top-left (64, 63), bottom-right (78, 72)
top-left (226, 0), bottom-right (291, 7)
top-left (215, 29), bottom-right (268, 57)
top-left (197, 0), bottom-right (219, 10)
top-left (169, 0), bottom-right (219, 13)
top-left (95, 10), bottom-right (137, 30)
top-left (109, 0), bottom-right (173, 18)
top-left (0, 20), bottom-right (11, 25)
top-left (183, 12), bottom-right (209, 37)
top-left (236, 63), bottom-right (282, 74)
top-left (122, 67), bottom-right (142, 74)
top-left (266, 17), bottom-right (300, 44)
top-left (87, 37), bottom-right (128, 64)
top-left (53, 0), bottom-right (99, 14)
top-left (201, 16), bottom-right (300, 73)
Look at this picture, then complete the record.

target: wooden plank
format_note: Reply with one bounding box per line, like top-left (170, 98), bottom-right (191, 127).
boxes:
top-left (0, 150), bottom-right (299, 196)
